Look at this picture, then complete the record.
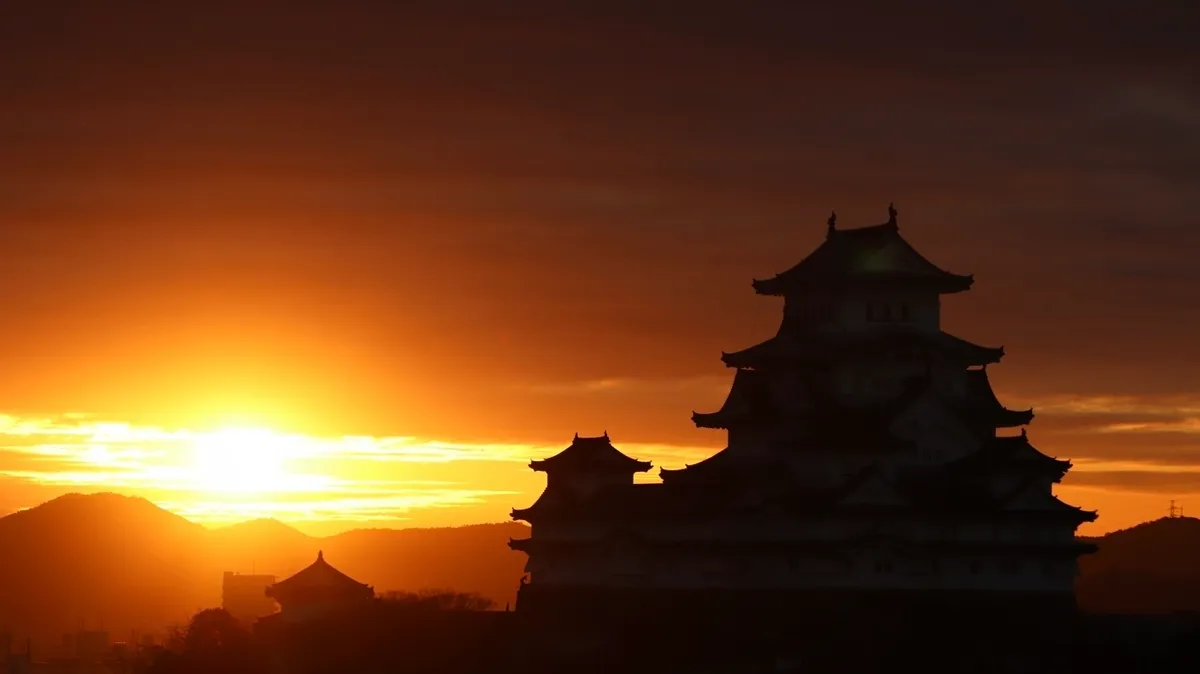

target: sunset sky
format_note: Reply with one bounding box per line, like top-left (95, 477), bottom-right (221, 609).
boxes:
top-left (1, 1), bottom-right (1198, 535)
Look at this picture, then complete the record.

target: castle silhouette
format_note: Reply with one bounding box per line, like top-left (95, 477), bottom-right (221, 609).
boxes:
top-left (509, 206), bottom-right (1095, 628)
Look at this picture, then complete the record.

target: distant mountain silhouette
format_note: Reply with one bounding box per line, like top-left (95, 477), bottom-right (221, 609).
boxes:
top-left (13, 493), bottom-right (1199, 644)
top-left (208, 517), bottom-right (319, 575)
top-left (0, 493), bottom-right (528, 644)
top-left (1077, 516), bottom-right (1200, 614)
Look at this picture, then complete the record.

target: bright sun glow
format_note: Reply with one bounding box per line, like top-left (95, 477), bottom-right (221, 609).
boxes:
top-left (0, 410), bottom-right (1156, 534)
top-left (189, 427), bottom-right (297, 494)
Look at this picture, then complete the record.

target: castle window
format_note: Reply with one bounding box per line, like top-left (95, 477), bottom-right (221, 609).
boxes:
top-left (969, 561), bottom-right (981, 574)
top-left (901, 304), bottom-right (911, 321)
top-left (1000, 559), bottom-right (1021, 575)
top-left (874, 560), bottom-right (894, 574)
top-left (882, 304), bottom-right (893, 321)
top-left (866, 303), bottom-right (875, 321)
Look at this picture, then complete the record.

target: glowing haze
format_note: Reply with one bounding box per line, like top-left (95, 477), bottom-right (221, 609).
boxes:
top-left (1, 397), bottom-right (1197, 535)
top-left (1, 2), bottom-right (1198, 535)
top-left (0, 414), bottom-right (718, 535)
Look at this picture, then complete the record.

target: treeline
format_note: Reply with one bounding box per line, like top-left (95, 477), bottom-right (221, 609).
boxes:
top-left (379, 588), bottom-right (496, 611)
top-left (144, 591), bottom-right (508, 674)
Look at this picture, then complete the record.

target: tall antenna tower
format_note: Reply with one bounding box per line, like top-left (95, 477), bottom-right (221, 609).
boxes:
top-left (1168, 500), bottom-right (1183, 518)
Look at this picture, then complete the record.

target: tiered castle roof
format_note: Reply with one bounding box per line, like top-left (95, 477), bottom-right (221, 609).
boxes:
top-left (509, 456), bottom-right (1096, 528)
top-left (946, 429), bottom-right (1071, 482)
top-left (692, 368), bottom-right (1031, 432)
top-left (959, 367), bottom-right (1035, 428)
top-left (720, 329), bottom-right (1004, 369)
top-left (750, 206), bottom-right (974, 296)
top-left (528, 432), bottom-right (652, 474)
top-left (509, 206), bottom-right (1095, 559)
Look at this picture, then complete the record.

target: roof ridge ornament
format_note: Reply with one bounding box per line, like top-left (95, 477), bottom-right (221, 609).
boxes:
top-left (826, 210), bottom-right (837, 237)
top-left (887, 202), bottom-right (898, 227)
top-left (317, 550), bottom-right (324, 561)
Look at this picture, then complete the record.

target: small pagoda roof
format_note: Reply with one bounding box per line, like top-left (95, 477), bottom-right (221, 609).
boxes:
top-left (264, 551), bottom-right (373, 600)
top-left (947, 430), bottom-right (1072, 481)
top-left (528, 433), bottom-right (652, 474)
top-left (751, 211), bottom-right (974, 296)
top-left (691, 369), bottom-right (779, 429)
top-left (720, 329), bottom-right (1003, 369)
top-left (960, 368), bottom-right (1034, 428)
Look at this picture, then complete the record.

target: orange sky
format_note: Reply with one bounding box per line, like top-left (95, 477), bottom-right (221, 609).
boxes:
top-left (0, 1), bottom-right (1198, 535)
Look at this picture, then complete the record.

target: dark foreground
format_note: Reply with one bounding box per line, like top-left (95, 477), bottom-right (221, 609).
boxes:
top-left (144, 597), bottom-right (1200, 674)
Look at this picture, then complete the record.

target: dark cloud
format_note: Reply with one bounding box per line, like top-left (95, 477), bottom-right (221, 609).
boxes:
top-left (1062, 436), bottom-right (1200, 467)
top-left (1025, 402), bottom-right (1200, 465)
top-left (1064, 469), bottom-right (1200, 493)
top-left (1035, 412), bottom-right (1194, 435)
top-left (0, 0), bottom-right (1197, 439)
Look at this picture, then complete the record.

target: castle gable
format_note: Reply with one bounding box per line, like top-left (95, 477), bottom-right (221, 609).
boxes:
top-left (858, 236), bottom-right (940, 275)
top-left (890, 390), bottom-right (980, 463)
top-left (838, 468), bottom-right (908, 507)
top-left (1002, 479), bottom-right (1059, 511)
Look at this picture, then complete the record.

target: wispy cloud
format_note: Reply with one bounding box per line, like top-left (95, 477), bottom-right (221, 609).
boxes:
top-left (0, 413), bottom-right (718, 528)
top-left (511, 375), bottom-right (731, 397)
top-left (329, 437), bottom-right (536, 463)
top-left (990, 392), bottom-right (1200, 466)
top-left (6, 394), bottom-right (1199, 533)
top-left (157, 489), bottom-right (519, 525)
top-left (1065, 468), bottom-right (1200, 494)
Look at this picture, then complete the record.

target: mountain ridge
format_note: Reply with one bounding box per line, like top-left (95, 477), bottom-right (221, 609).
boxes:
top-left (5, 492), bottom-right (1199, 646)
top-left (0, 493), bottom-right (528, 645)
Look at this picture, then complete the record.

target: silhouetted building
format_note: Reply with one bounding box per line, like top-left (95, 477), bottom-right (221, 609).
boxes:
top-left (222, 571), bottom-right (277, 623)
top-left (71, 629), bottom-right (109, 663)
top-left (264, 551), bottom-right (374, 623)
top-left (2, 638), bottom-right (32, 674)
top-left (509, 207), bottom-right (1096, 628)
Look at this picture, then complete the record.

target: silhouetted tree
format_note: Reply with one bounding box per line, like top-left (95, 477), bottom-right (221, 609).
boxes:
top-left (381, 588), bottom-right (496, 611)
top-left (146, 608), bottom-right (263, 674)
top-left (185, 608), bottom-right (249, 651)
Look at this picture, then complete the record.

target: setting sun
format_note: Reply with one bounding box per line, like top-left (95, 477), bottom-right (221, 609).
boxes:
top-left (189, 427), bottom-right (298, 494)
